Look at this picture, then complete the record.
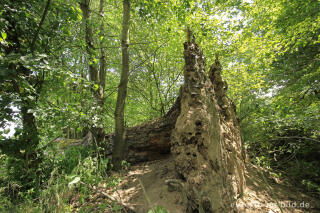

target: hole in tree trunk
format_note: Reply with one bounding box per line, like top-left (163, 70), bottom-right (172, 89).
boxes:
top-left (195, 120), bottom-right (202, 126)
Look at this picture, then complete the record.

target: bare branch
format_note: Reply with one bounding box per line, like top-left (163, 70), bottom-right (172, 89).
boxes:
top-left (271, 136), bottom-right (320, 144)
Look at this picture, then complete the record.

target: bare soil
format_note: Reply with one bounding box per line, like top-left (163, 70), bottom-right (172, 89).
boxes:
top-left (71, 155), bottom-right (320, 213)
top-left (91, 155), bottom-right (318, 213)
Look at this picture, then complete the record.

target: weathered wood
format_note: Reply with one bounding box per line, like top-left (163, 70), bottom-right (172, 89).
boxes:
top-left (105, 35), bottom-right (246, 212)
top-left (170, 36), bottom-right (245, 212)
top-left (106, 94), bottom-right (180, 162)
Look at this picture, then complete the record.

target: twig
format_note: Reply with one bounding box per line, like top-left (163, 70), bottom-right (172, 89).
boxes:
top-left (138, 178), bottom-right (154, 212)
top-left (100, 191), bottom-right (130, 213)
top-left (271, 136), bottom-right (320, 144)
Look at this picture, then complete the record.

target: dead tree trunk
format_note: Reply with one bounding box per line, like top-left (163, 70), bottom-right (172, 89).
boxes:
top-left (105, 34), bottom-right (245, 212)
top-left (106, 94), bottom-right (180, 162)
top-left (170, 34), bottom-right (245, 212)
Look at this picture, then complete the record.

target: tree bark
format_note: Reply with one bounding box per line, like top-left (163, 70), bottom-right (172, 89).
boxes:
top-left (106, 94), bottom-right (180, 163)
top-left (170, 32), bottom-right (245, 212)
top-left (80, 0), bottom-right (98, 83)
top-left (99, 0), bottom-right (106, 92)
top-left (112, 0), bottom-right (131, 170)
top-left (80, 0), bottom-right (106, 147)
top-left (11, 80), bottom-right (40, 167)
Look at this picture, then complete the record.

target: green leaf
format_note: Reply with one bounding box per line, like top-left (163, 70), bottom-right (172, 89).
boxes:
top-left (148, 205), bottom-right (168, 213)
top-left (93, 84), bottom-right (99, 91)
top-left (1, 32), bottom-right (7, 40)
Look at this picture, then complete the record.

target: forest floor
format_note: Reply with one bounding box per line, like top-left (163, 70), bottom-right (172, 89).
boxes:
top-left (71, 155), bottom-right (320, 213)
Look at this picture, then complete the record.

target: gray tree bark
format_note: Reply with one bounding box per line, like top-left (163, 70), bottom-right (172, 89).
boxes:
top-left (80, 0), bottom-right (98, 83)
top-left (112, 0), bottom-right (131, 170)
top-left (80, 0), bottom-right (106, 147)
top-left (99, 0), bottom-right (106, 92)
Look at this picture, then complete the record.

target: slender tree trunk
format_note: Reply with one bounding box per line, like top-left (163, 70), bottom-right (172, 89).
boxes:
top-left (112, 0), bottom-right (130, 170)
top-left (11, 79), bottom-right (40, 168)
top-left (99, 0), bottom-right (106, 92)
top-left (80, 0), bottom-right (98, 83)
top-left (150, 62), bottom-right (165, 116)
top-left (80, 0), bottom-right (106, 147)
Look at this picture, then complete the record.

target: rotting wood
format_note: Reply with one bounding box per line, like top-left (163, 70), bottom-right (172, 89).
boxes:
top-left (170, 32), bottom-right (245, 212)
top-left (106, 93), bottom-right (181, 163)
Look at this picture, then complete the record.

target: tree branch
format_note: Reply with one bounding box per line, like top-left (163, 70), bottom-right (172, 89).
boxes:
top-left (30, 0), bottom-right (51, 53)
top-left (271, 136), bottom-right (320, 144)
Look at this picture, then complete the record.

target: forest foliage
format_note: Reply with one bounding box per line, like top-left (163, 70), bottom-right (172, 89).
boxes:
top-left (0, 0), bottom-right (319, 211)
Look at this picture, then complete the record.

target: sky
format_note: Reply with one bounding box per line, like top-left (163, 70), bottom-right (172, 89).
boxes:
top-left (1, 106), bottom-right (19, 138)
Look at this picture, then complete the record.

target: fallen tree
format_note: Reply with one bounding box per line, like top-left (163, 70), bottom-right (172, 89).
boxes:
top-left (104, 33), bottom-right (245, 212)
top-left (105, 90), bottom-right (181, 163)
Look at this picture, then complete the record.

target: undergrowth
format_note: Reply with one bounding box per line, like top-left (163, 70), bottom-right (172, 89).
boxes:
top-left (0, 143), bottom-right (120, 213)
top-left (0, 139), bottom-right (170, 213)
top-left (247, 137), bottom-right (320, 198)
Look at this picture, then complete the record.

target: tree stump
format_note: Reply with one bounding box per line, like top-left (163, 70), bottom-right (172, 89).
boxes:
top-left (170, 37), bottom-right (245, 212)
top-left (106, 34), bottom-right (245, 213)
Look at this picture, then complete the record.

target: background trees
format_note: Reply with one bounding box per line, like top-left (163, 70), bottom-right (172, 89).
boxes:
top-left (228, 0), bottom-right (320, 195)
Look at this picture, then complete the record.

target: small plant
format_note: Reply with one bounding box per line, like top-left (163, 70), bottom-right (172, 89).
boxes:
top-left (148, 205), bottom-right (169, 213)
top-left (121, 160), bottom-right (131, 170)
top-left (56, 146), bottom-right (91, 174)
top-left (302, 180), bottom-right (320, 197)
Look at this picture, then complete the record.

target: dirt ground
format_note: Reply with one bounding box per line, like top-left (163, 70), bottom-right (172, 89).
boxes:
top-left (73, 155), bottom-right (320, 213)
top-left (107, 155), bottom-right (185, 213)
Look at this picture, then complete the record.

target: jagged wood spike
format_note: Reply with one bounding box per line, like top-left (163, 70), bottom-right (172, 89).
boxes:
top-left (104, 34), bottom-right (246, 213)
